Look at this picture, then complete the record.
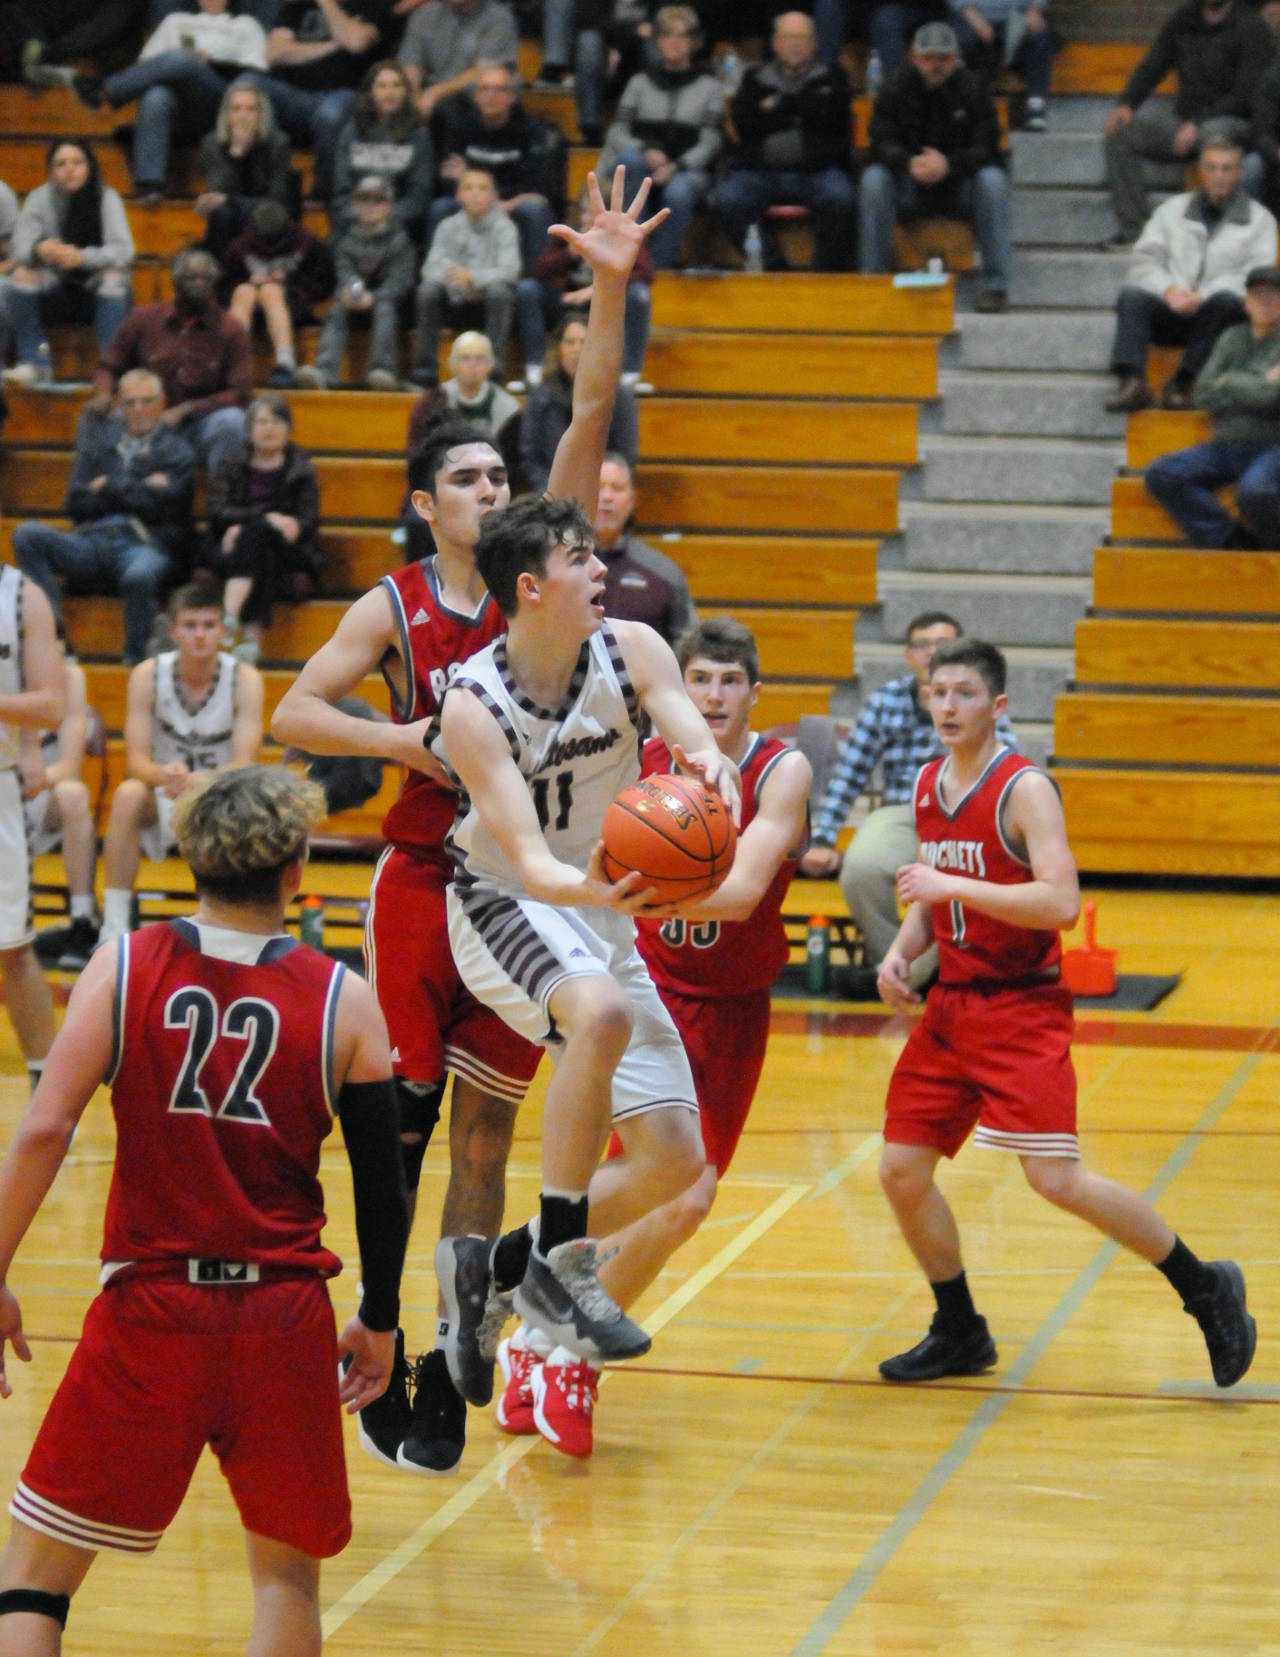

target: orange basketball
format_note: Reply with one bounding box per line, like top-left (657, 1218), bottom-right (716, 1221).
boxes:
top-left (601, 773), bottom-right (737, 904)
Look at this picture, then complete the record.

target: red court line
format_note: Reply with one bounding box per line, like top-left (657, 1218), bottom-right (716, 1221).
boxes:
top-left (770, 1008), bottom-right (1280, 1054)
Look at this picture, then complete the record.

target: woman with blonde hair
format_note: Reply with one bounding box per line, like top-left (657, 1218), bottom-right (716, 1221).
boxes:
top-left (197, 77), bottom-right (296, 261)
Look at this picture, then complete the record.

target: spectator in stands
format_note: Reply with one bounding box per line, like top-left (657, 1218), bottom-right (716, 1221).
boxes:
top-left (430, 61), bottom-right (564, 273)
top-left (1144, 262), bottom-right (1280, 548)
top-left (13, 370), bottom-right (196, 664)
top-left (10, 0), bottom-right (147, 88)
top-left (563, 0), bottom-right (665, 147)
top-left (1105, 132), bottom-right (1275, 412)
top-left (205, 394), bottom-right (322, 663)
top-left (868, 0), bottom-right (951, 77)
top-left (411, 165), bottom-right (519, 386)
top-left (438, 329), bottom-right (522, 449)
top-left (1245, 49), bottom-right (1280, 213)
top-left (798, 610), bottom-right (1017, 998)
top-left (1102, 0), bottom-right (1274, 249)
top-left (331, 59), bottom-right (435, 241)
top-left (1, 141), bottom-right (133, 385)
top-left (519, 313), bottom-right (638, 490)
top-left (397, 0), bottom-right (519, 121)
top-left (28, 654), bottom-right (101, 973)
top-left (93, 246), bottom-right (252, 474)
top-left (515, 181), bottom-right (653, 389)
top-left (598, 6), bottom-right (723, 271)
top-left (298, 173), bottom-right (415, 387)
top-left (68, 0), bottom-right (270, 206)
top-left (0, 181), bottom-right (18, 267)
top-left (223, 199), bottom-right (336, 387)
top-left (713, 12), bottom-right (856, 273)
top-left (254, 0), bottom-right (402, 202)
top-left (859, 21), bottom-right (1010, 311)
top-left (197, 78), bottom-right (297, 262)
top-left (593, 451), bottom-right (696, 644)
top-left (949, 0), bottom-right (1053, 133)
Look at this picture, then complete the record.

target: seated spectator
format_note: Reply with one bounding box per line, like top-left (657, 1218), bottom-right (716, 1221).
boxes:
top-left (439, 329), bottom-right (521, 449)
top-left (599, 6), bottom-right (723, 270)
top-left (593, 451), bottom-right (695, 644)
top-left (1, 141), bottom-right (133, 385)
top-left (197, 77), bottom-right (297, 262)
top-left (713, 12), bottom-right (856, 273)
top-left (411, 165), bottom-right (519, 386)
top-left (223, 198), bottom-right (336, 387)
top-left (869, 0), bottom-right (951, 77)
top-left (28, 654), bottom-right (101, 972)
top-left (565, 0), bottom-right (664, 147)
top-left (254, 0), bottom-right (402, 201)
top-left (205, 393), bottom-right (322, 663)
top-left (520, 314), bottom-right (637, 491)
top-left (13, 370), bottom-right (195, 664)
top-left (515, 182), bottom-right (653, 388)
top-left (10, 0), bottom-right (148, 88)
top-left (0, 180), bottom-right (18, 267)
top-left (1102, 0), bottom-right (1274, 249)
top-left (68, 0), bottom-right (269, 205)
top-left (949, 0), bottom-right (1053, 132)
top-left (430, 60), bottom-right (563, 273)
top-left (397, 0), bottom-right (519, 121)
top-left (93, 247), bottom-right (252, 474)
top-left (96, 581), bottom-right (263, 946)
top-left (331, 59), bottom-right (435, 241)
top-left (298, 174), bottom-right (415, 387)
top-left (859, 21), bottom-right (1010, 311)
top-left (1105, 132), bottom-right (1275, 411)
top-left (1144, 263), bottom-right (1280, 548)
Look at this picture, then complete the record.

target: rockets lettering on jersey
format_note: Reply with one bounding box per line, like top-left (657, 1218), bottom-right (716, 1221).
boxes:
top-left (919, 837), bottom-right (987, 877)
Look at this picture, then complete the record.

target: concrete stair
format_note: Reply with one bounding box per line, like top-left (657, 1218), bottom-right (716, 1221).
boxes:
top-left (876, 569), bottom-right (1090, 647)
top-left (909, 434), bottom-right (1121, 504)
top-left (943, 309), bottom-right (1115, 370)
top-left (894, 503), bottom-right (1108, 576)
top-left (931, 371), bottom-right (1124, 438)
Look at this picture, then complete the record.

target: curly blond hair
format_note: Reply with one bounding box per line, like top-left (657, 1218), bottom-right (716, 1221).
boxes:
top-left (173, 765), bottom-right (327, 898)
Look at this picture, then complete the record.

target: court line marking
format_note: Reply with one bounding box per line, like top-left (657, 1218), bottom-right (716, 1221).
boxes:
top-left (321, 1180), bottom-right (811, 1640)
top-left (791, 1048), bottom-right (1268, 1656)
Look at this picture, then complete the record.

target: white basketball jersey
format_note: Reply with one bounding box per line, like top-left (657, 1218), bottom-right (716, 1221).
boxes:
top-left (0, 566), bottom-right (26, 771)
top-left (151, 651), bottom-right (239, 771)
top-left (443, 624), bottom-right (644, 899)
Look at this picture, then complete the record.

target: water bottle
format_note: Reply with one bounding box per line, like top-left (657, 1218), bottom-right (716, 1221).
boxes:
top-left (866, 50), bottom-right (883, 98)
top-left (34, 340), bottom-right (52, 385)
top-left (719, 49), bottom-right (740, 92)
top-left (804, 915), bottom-right (831, 994)
top-left (744, 223), bottom-right (764, 274)
top-left (347, 276), bottom-right (367, 305)
top-left (298, 893), bottom-right (326, 949)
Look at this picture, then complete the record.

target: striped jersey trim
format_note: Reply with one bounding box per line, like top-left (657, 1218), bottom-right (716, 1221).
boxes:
top-left (379, 574), bottom-right (416, 722)
top-left (601, 623), bottom-right (641, 730)
top-left (973, 1126), bottom-right (1080, 1159)
top-left (11, 1481), bottom-right (164, 1555)
top-left (363, 845), bottom-right (395, 1001)
top-left (443, 1044), bottom-right (532, 1103)
top-left (495, 635), bottom-right (590, 720)
top-left (107, 934), bottom-right (129, 1085)
top-left (321, 960), bottom-right (345, 1115)
top-left (461, 893), bottom-right (569, 1010)
top-left (454, 678), bottom-right (521, 765)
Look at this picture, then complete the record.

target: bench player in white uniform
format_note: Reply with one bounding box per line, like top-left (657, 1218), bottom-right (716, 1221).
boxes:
top-left (99, 583), bottom-right (264, 944)
top-left (434, 492), bottom-right (740, 1439)
top-left (27, 657), bottom-right (102, 971)
top-left (0, 567), bottom-right (66, 1093)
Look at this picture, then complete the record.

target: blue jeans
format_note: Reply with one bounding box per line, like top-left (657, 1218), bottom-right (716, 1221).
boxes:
top-left (949, 12), bottom-right (1053, 101)
top-left (314, 293), bottom-right (402, 381)
top-left (714, 167), bottom-right (857, 271)
top-left (871, 3), bottom-right (941, 76)
top-left (426, 196), bottom-right (554, 277)
top-left (515, 277), bottom-right (649, 376)
top-left (250, 75), bottom-right (355, 199)
top-left (102, 52), bottom-right (230, 190)
top-left (859, 162), bottom-right (1011, 288)
top-left (1145, 440), bottom-right (1280, 549)
top-left (615, 148), bottom-right (706, 270)
top-left (185, 406), bottom-right (247, 475)
top-left (3, 275), bottom-right (130, 367)
top-left (13, 516), bottom-right (171, 662)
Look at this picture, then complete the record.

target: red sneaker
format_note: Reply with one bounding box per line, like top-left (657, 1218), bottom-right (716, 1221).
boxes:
top-left (531, 1346), bottom-right (599, 1459)
top-left (495, 1331), bottom-right (540, 1435)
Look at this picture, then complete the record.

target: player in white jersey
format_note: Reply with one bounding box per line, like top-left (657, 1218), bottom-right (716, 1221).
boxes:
top-left (98, 583), bottom-right (264, 945)
top-left (434, 492), bottom-right (740, 1411)
top-left (0, 567), bottom-right (66, 1093)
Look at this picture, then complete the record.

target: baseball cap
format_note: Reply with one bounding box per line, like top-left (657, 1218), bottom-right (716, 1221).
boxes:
top-left (354, 175), bottom-right (393, 201)
top-left (913, 21), bottom-right (959, 54)
top-left (1245, 265), bottom-right (1280, 290)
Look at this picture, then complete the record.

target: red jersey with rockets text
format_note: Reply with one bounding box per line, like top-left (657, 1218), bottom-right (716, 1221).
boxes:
top-left (379, 558), bottom-right (506, 865)
top-left (101, 919), bottom-right (346, 1276)
top-left (636, 734), bottom-right (804, 996)
top-left (913, 747), bottom-right (1063, 986)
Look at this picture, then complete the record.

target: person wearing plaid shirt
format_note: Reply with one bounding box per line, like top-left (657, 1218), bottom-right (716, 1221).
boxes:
top-left (800, 612), bottom-right (1017, 996)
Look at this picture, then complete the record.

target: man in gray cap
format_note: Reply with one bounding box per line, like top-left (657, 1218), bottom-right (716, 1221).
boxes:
top-left (1144, 262), bottom-right (1280, 548)
top-left (858, 20), bottom-right (1011, 311)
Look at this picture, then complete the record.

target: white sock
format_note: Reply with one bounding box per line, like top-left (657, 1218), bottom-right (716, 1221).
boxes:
top-left (101, 888), bottom-right (132, 939)
top-left (276, 346), bottom-right (296, 368)
top-left (69, 894), bottom-right (96, 920)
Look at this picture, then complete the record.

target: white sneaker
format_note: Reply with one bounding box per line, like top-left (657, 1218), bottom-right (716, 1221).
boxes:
top-left (295, 365), bottom-right (326, 389)
top-left (3, 364), bottom-right (38, 386)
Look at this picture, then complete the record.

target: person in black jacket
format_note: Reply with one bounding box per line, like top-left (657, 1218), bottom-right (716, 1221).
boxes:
top-left (1103, 0), bottom-right (1275, 247)
top-left (859, 21), bottom-right (1010, 310)
top-left (197, 78), bottom-right (297, 262)
top-left (331, 59), bottom-right (436, 241)
top-left (1246, 56), bottom-right (1280, 213)
top-left (712, 10), bottom-right (856, 271)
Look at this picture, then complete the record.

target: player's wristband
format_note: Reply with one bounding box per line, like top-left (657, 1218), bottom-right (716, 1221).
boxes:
top-left (336, 1077), bottom-right (408, 1332)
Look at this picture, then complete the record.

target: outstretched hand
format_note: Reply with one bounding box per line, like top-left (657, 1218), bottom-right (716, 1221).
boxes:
top-left (547, 167), bottom-right (669, 285)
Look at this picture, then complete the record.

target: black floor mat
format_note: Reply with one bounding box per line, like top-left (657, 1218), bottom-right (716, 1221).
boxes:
top-left (772, 964), bottom-right (1182, 1011)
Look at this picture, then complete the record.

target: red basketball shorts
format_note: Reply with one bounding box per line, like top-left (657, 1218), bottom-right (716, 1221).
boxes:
top-left (13, 1276), bottom-right (351, 1558)
top-left (365, 846), bottom-right (541, 1102)
top-left (884, 982), bottom-right (1079, 1160)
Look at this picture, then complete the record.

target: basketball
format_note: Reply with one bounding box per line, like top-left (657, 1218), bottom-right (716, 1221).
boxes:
top-left (600, 773), bottom-right (737, 904)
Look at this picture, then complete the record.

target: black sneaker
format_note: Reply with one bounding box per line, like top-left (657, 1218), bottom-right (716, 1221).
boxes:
top-left (513, 1239), bottom-right (651, 1364)
top-left (343, 1327), bottom-right (411, 1468)
top-left (1185, 1260), bottom-right (1256, 1388)
top-left (435, 1234), bottom-right (497, 1406)
top-left (34, 915), bottom-right (100, 971)
top-left (879, 1313), bottom-right (997, 1382)
top-left (397, 1349), bottom-right (466, 1475)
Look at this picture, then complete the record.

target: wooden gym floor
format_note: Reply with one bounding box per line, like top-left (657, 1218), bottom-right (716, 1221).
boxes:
top-left (0, 881), bottom-right (1277, 1654)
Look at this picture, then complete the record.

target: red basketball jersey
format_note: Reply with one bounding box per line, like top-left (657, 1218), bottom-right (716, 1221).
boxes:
top-left (636, 734), bottom-right (803, 996)
top-left (913, 747), bottom-right (1063, 986)
top-left (101, 920), bottom-right (346, 1276)
top-left (379, 559), bottom-right (507, 864)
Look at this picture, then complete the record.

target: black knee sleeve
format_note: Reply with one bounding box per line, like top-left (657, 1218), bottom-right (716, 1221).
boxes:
top-left (0, 1588), bottom-right (71, 1628)
top-left (397, 1078), bottom-right (444, 1190)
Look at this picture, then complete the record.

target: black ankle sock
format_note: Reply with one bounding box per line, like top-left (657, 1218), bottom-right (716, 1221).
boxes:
top-left (931, 1270), bottom-right (978, 1329)
top-left (539, 1193), bottom-right (589, 1255)
top-left (1156, 1236), bottom-right (1214, 1303)
top-left (490, 1223), bottom-right (534, 1290)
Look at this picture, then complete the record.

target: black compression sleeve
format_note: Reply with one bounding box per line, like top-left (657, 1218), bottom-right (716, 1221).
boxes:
top-left (336, 1077), bottom-right (409, 1332)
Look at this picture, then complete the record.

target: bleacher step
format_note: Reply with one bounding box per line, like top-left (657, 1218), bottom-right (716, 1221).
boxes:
top-left (910, 434), bottom-right (1122, 505)
top-left (1009, 250), bottom-right (1127, 309)
top-left (933, 370), bottom-right (1124, 438)
top-left (945, 309), bottom-right (1115, 370)
top-left (896, 502), bottom-right (1108, 576)
top-left (1013, 187), bottom-right (1120, 248)
top-left (876, 569), bottom-right (1091, 648)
